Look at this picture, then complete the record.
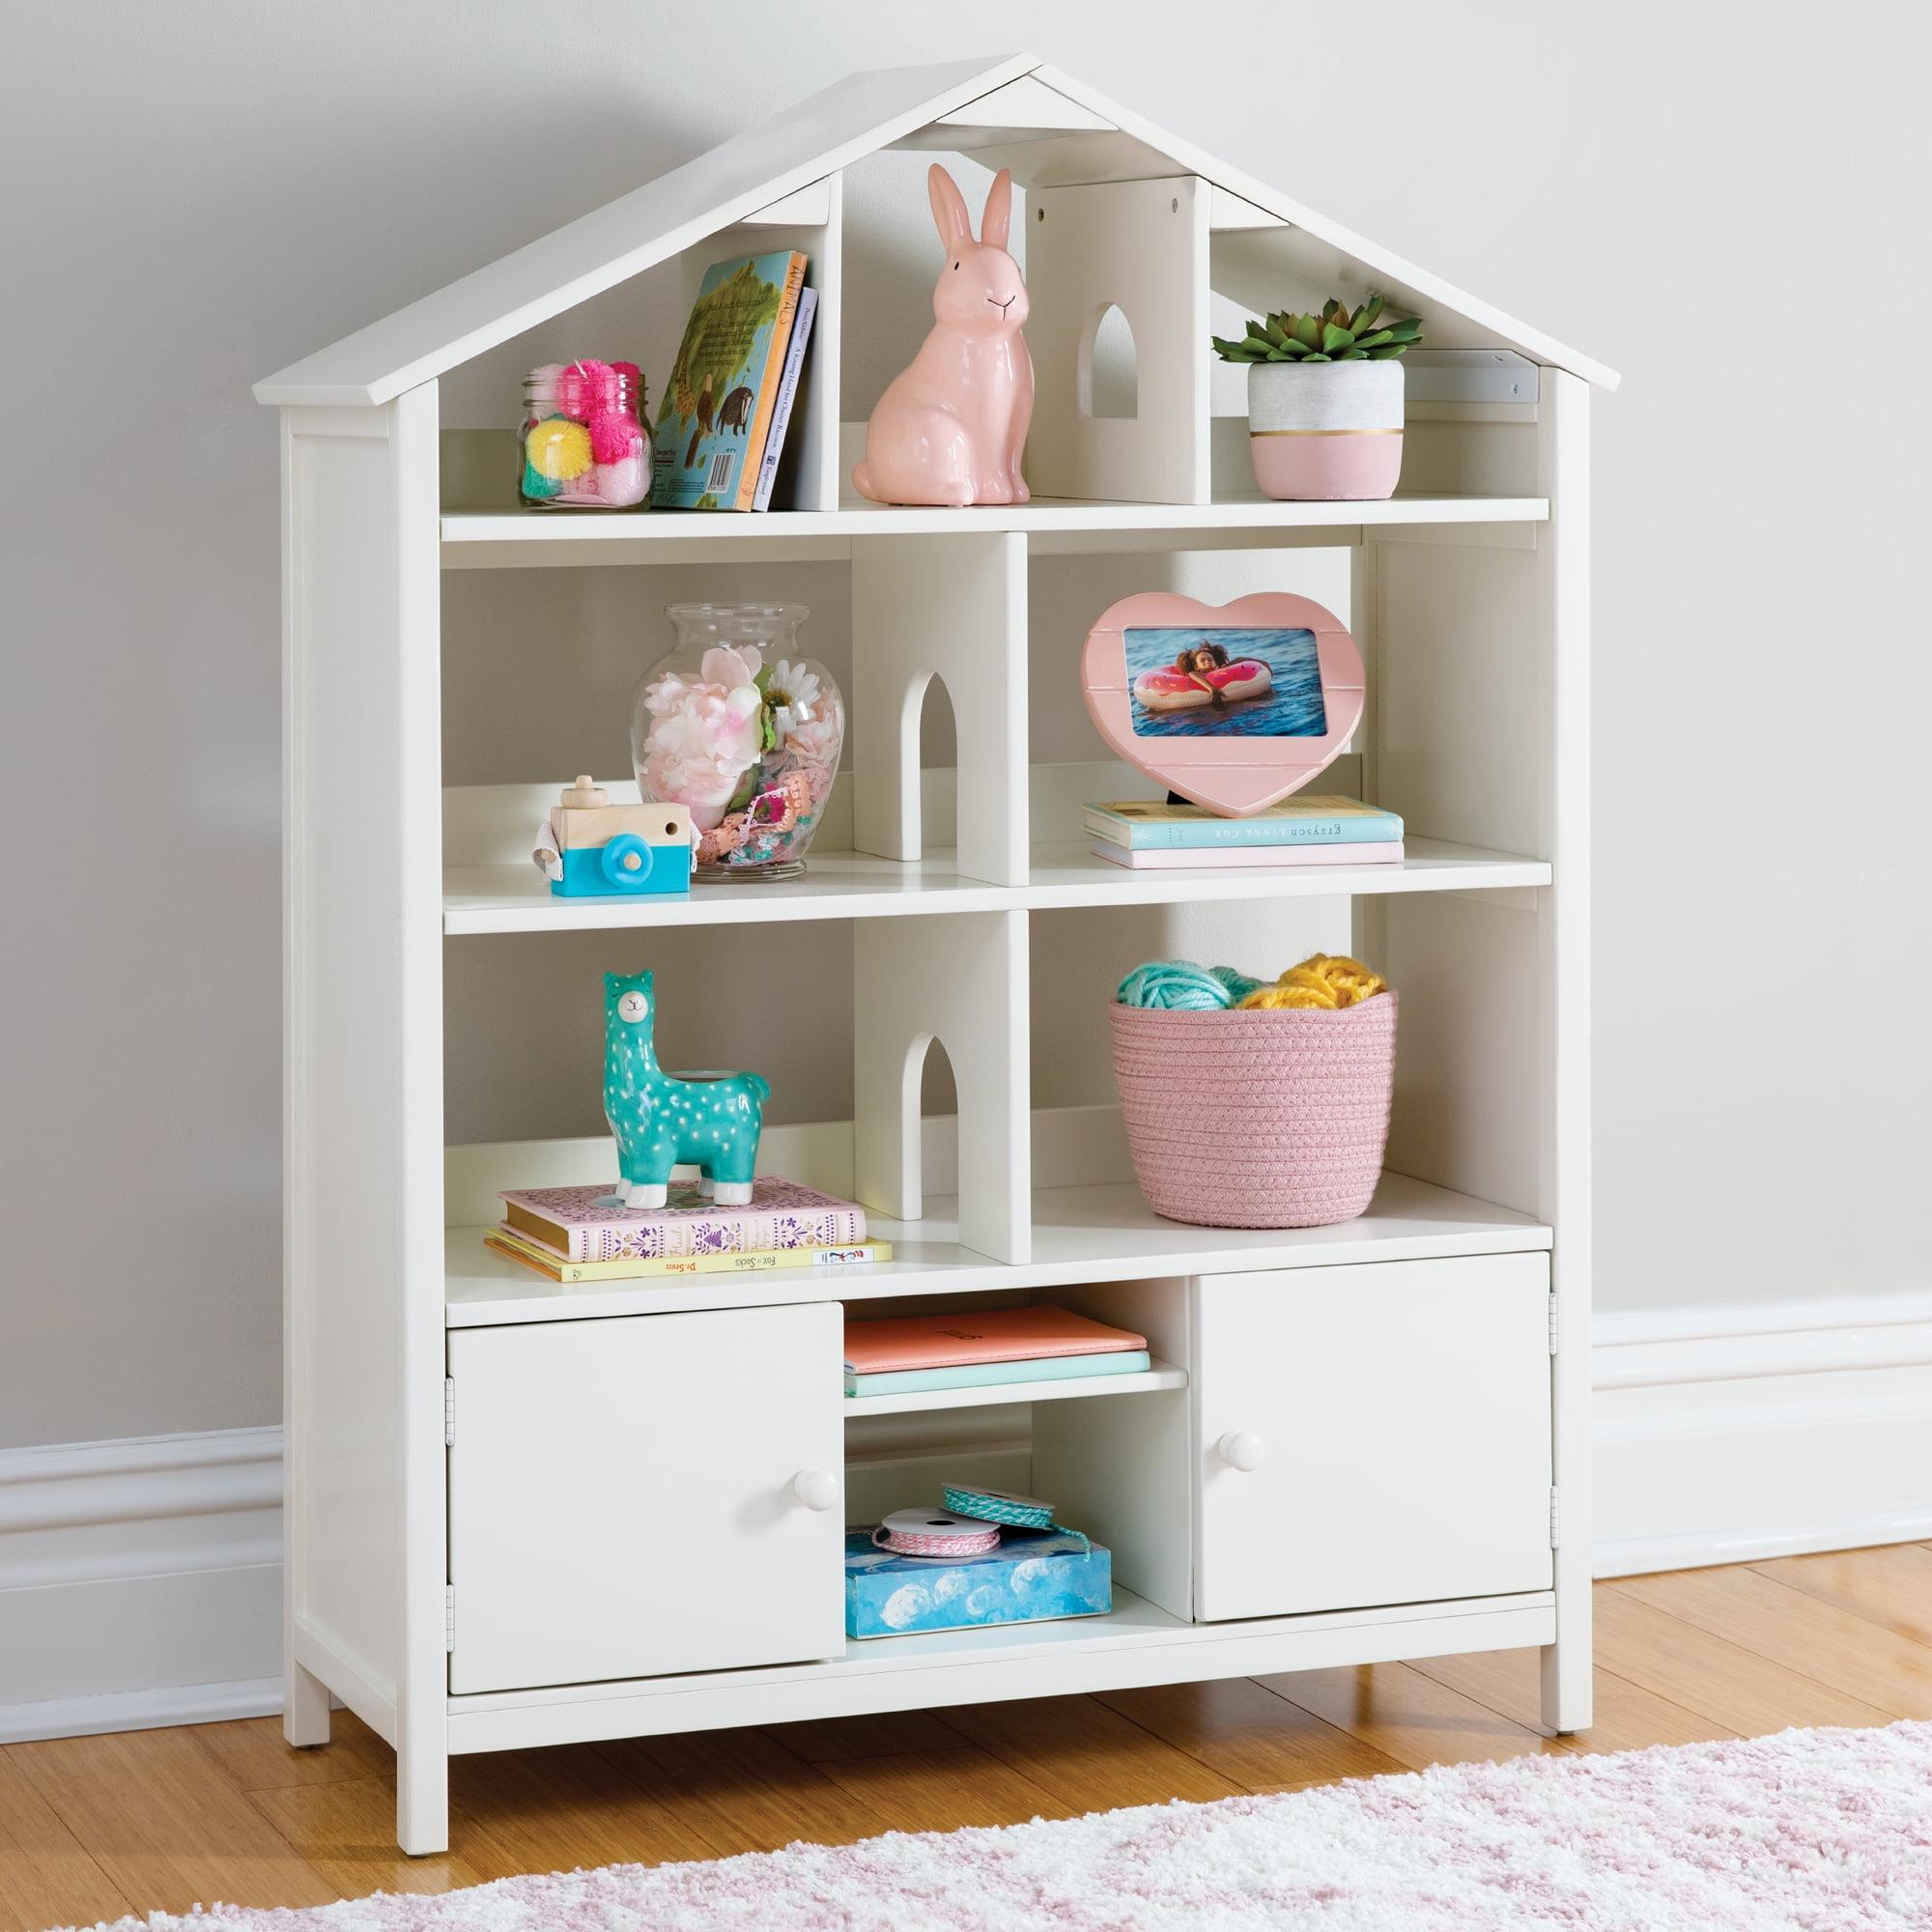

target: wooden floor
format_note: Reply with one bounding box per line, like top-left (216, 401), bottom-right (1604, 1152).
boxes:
top-left (6, 1546), bottom-right (1932, 1930)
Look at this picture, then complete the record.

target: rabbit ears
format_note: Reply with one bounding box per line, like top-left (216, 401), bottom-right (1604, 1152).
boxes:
top-left (928, 164), bottom-right (1014, 251)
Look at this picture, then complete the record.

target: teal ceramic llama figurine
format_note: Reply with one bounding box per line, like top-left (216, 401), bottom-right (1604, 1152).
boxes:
top-left (602, 969), bottom-right (770, 1208)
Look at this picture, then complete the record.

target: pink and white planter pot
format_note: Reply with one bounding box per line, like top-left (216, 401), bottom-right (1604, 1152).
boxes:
top-left (1247, 359), bottom-right (1405, 501)
top-left (1110, 994), bottom-right (1397, 1229)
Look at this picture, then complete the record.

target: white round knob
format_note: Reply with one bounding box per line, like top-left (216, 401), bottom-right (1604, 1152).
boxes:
top-left (791, 1468), bottom-right (839, 1512)
top-left (1217, 1431), bottom-right (1265, 1472)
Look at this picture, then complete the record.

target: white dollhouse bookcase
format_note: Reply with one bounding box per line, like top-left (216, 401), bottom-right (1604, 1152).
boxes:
top-left (257, 55), bottom-right (1613, 1854)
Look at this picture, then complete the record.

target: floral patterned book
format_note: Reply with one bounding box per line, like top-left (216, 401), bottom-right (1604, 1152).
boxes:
top-left (499, 1178), bottom-right (867, 1263)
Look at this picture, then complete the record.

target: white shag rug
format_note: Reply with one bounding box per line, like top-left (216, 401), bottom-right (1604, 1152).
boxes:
top-left (64, 1719), bottom-right (1932, 1930)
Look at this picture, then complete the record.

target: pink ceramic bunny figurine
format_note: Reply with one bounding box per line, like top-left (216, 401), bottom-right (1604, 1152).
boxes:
top-left (852, 165), bottom-right (1034, 507)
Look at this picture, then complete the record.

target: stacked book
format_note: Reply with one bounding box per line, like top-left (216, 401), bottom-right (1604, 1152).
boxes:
top-left (843, 1306), bottom-right (1150, 1399)
top-left (1084, 794), bottom-right (1404, 870)
top-left (650, 250), bottom-right (818, 513)
top-left (488, 1178), bottom-right (888, 1283)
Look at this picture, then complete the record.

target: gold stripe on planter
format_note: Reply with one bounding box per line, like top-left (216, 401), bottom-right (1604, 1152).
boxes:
top-left (1250, 426), bottom-right (1405, 437)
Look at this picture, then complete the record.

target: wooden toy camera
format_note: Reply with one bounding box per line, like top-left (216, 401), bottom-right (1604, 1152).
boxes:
top-left (535, 777), bottom-right (693, 899)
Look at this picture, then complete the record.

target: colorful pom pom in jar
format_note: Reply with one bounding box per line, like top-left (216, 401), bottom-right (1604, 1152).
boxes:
top-left (519, 360), bottom-right (650, 509)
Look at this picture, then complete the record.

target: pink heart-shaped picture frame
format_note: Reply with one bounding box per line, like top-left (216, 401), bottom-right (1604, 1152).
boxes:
top-left (1080, 590), bottom-right (1364, 817)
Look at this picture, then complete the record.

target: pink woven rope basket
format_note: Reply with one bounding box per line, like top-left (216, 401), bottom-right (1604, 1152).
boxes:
top-left (1109, 993), bottom-right (1397, 1229)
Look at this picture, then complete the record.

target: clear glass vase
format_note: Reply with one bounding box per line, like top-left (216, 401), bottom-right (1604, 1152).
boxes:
top-left (631, 603), bottom-right (843, 882)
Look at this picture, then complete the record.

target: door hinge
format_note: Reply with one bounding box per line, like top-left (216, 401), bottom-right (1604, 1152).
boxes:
top-left (1548, 1292), bottom-right (1560, 1354)
top-left (444, 1584), bottom-right (456, 1652)
top-left (1549, 1486), bottom-right (1561, 1548)
top-left (443, 1377), bottom-right (455, 1447)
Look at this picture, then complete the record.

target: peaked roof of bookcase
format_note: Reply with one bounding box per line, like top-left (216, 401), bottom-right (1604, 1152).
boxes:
top-left (255, 54), bottom-right (1616, 407)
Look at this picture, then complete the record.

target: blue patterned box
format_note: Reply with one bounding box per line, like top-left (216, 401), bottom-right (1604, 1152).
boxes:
top-left (844, 1526), bottom-right (1112, 1639)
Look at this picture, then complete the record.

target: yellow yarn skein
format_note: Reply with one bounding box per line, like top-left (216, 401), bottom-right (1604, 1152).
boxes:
top-left (526, 416), bottom-right (594, 481)
top-left (1236, 953), bottom-right (1387, 1012)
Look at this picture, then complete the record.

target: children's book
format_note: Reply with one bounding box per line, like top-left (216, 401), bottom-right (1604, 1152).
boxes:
top-left (651, 250), bottom-right (808, 511)
top-left (845, 1350), bottom-right (1153, 1398)
top-left (499, 1177), bottom-right (866, 1264)
top-left (486, 1228), bottom-right (891, 1284)
top-left (842, 1305), bottom-right (1147, 1378)
top-left (752, 286), bottom-right (816, 513)
top-left (1092, 838), bottom-right (1405, 870)
top-left (1084, 795), bottom-right (1404, 850)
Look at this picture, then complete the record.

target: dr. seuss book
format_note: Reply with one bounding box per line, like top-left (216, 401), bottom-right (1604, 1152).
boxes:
top-left (651, 251), bottom-right (808, 511)
top-left (498, 1177), bottom-right (866, 1264)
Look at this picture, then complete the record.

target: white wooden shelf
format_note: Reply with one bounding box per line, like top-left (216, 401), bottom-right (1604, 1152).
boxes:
top-left (440, 492), bottom-right (1548, 566)
top-left (442, 838), bottom-right (1548, 935)
top-left (445, 1172), bottom-right (1551, 1326)
top-left (842, 1358), bottom-right (1187, 1417)
top-left (442, 1583), bottom-right (1557, 1752)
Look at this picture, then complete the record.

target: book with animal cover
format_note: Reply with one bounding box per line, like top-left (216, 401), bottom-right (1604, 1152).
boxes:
top-left (1092, 838), bottom-right (1406, 871)
top-left (845, 1350), bottom-right (1154, 1398)
top-left (751, 286), bottom-right (816, 512)
top-left (650, 250), bottom-right (808, 511)
top-left (1084, 795), bottom-right (1404, 850)
top-left (498, 1177), bottom-right (866, 1264)
top-left (842, 1305), bottom-right (1147, 1378)
top-left (486, 1229), bottom-right (892, 1284)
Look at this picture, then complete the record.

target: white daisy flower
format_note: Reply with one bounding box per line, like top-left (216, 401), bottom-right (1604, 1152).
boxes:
top-left (766, 658), bottom-right (823, 722)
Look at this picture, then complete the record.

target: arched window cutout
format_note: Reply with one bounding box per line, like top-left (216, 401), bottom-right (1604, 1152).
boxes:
top-left (1077, 303), bottom-right (1140, 420)
top-left (906, 1033), bottom-right (960, 1143)
top-left (895, 668), bottom-right (960, 860)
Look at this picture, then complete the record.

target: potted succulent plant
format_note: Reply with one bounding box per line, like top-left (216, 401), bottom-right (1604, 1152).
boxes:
top-left (1211, 296), bottom-right (1423, 501)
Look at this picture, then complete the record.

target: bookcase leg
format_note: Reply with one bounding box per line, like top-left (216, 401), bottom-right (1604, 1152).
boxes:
top-left (284, 1658), bottom-right (330, 1748)
top-left (396, 1719), bottom-right (449, 1857)
top-left (854, 908), bottom-right (1030, 1264)
top-left (852, 532), bottom-right (1027, 886)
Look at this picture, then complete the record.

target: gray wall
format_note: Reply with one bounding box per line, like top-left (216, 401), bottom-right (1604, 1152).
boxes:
top-left (2, 1), bottom-right (1926, 1451)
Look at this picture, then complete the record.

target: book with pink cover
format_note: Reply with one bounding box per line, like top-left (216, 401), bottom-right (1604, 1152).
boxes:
top-left (1091, 838), bottom-right (1405, 871)
top-left (843, 1305), bottom-right (1147, 1377)
top-left (500, 1178), bottom-right (866, 1264)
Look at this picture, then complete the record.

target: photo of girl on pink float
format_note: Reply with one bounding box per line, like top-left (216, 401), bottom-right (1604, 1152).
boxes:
top-left (1124, 626), bottom-right (1327, 739)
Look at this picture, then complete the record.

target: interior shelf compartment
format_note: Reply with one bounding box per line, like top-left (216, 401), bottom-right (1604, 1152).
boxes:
top-left (841, 1357), bottom-right (1187, 1418)
top-left (442, 838), bottom-right (1548, 935)
top-left (444, 1171), bottom-right (1550, 1327)
top-left (440, 491), bottom-right (1550, 566)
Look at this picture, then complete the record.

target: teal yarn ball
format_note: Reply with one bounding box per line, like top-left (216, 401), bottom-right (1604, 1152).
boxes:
top-left (1208, 964), bottom-right (1264, 1003)
top-left (1116, 959), bottom-right (1235, 1011)
top-left (522, 460), bottom-right (562, 500)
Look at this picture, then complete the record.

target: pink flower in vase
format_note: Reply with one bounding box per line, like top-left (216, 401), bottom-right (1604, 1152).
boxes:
top-left (782, 695), bottom-right (843, 768)
top-left (640, 645), bottom-right (764, 827)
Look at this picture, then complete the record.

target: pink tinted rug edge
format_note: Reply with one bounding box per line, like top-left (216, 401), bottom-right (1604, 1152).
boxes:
top-left (57, 1718), bottom-right (1932, 1932)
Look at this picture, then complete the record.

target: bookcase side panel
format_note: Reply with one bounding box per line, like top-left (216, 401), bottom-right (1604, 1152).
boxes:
top-left (281, 387), bottom-right (446, 1804)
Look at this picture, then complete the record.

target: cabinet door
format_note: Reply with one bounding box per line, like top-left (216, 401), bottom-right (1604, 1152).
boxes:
top-left (447, 1304), bottom-right (843, 1693)
top-left (1193, 1254), bottom-right (1552, 1622)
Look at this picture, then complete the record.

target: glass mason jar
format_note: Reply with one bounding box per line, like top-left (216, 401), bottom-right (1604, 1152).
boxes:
top-left (631, 603), bottom-right (844, 883)
top-left (519, 359), bottom-right (650, 509)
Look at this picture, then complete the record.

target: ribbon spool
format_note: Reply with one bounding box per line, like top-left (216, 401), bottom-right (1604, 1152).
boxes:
top-left (940, 1485), bottom-right (1055, 1528)
top-left (872, 1508), bottom-right (1001, 1558)
top-left (941, 1484), bottom-right (1091, 1549)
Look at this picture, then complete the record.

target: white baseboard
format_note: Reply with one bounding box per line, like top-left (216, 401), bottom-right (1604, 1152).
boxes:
top-left (1592, 1291), bottom-right (1932, 1577)
top-left (0, 1428), bottom-right (284, 1741)
top-left (7, 1293), bottom-right (1931, 1738)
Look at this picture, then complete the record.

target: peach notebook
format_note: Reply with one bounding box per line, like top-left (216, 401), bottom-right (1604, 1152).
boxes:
top-left (842, 1305), bottom-right (1147, 1376)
